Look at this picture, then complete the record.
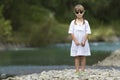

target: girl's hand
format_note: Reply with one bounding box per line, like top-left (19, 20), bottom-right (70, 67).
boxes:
top-left (81, 41), bottom-right (85, 47)
top-left (75, 40), bottom-right (80, 46)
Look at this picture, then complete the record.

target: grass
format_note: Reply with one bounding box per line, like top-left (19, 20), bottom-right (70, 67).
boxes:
top-left (0, 47), bottom-right (111, 66)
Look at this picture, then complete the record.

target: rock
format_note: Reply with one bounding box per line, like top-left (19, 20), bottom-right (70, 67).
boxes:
top-left (0, 74), bottom-right (14, 79)
top-left (96, 49), bottom-right (120, 67)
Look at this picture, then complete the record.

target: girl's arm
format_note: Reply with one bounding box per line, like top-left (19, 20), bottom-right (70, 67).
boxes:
top-left (70, 33), bottom-right (80, 46)
top-left (81, 20), bottom-right (91, 47)
top-left (81, 34), bottom-right (89, 47)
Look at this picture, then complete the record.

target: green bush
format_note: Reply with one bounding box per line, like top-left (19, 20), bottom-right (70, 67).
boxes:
top-left (0, 5), bottom-right (12, 43)
top-left (12, 5), bottom-right (68, 46)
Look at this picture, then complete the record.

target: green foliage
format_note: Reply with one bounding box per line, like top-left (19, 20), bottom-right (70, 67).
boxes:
top-left (0, 5), bottom-right (12, 42)
top-left (11, 5), bottom-right (68, 46)
top-left (90, 27), bottom-right (115, 41)
top-left (0, 0), bottom-right (120, 46)
top-left (110, 20), bottom-right (120, 36)
top-left (26, 7), bottom-right (68, 46)
top-left (39, 0), bottom-right (120, 24)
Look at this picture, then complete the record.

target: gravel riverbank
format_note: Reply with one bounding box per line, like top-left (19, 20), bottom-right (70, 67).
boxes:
top-left (2, 67), bottom-right (120, 80)
top-left (1, 65), bottom-right (120, 80)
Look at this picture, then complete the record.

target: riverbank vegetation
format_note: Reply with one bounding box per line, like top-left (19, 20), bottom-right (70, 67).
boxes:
top-left (0, 0), bottom-right (120, 46)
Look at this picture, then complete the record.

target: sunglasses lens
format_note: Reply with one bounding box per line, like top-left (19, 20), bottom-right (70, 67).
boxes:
top-left (75, 11), bottom-right (83, 14)
top-left (80, 11), bottom-right (83, 14)
top-left (76, 12), bottom-right (79, 14)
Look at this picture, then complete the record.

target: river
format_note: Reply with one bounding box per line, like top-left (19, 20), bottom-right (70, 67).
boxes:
top-left (0, 42), bottom-right (120, 77)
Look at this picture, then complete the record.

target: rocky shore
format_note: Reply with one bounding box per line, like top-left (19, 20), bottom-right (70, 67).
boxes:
top-left (3, 68), bottom-right (120, 80)
top-left (96, 49), bottom-right (120, 67)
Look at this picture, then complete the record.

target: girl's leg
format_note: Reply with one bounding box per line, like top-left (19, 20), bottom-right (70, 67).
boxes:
top-left (75, 56), bottom-right (80, 72)
top-left (80, 56), bottom-right (86, 71)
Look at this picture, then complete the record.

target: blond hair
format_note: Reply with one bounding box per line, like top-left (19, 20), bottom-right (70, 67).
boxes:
top-left (74, 4), bottom-right (85, 24)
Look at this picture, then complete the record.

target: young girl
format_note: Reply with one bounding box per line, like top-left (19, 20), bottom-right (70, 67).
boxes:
top-left (68, 4), bottom-right (91, 73)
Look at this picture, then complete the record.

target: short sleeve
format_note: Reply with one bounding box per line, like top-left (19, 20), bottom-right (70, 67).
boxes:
top-left (85, 20), bottom-right (91, 34)
top-left (68, 20), bottom-right (74, 34)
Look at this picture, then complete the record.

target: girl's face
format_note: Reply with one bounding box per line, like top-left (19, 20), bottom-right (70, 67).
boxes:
top-left (75, 10), bottom-right (84, 19)
top-left (74, 4), bottom-right (85, 19)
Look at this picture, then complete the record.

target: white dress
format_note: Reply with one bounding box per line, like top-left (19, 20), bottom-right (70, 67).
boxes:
top-left (68, 19), bottom-right (91, 57)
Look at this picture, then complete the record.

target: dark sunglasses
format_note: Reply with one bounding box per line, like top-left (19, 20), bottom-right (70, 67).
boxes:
top-left (75, 11), bottom-right (84, 14)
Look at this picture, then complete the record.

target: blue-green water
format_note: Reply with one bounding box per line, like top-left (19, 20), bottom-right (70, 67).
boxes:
top-left (54, 42), bottom-right (120, 51)
top-left (0, 42), bottom-right (120, 66)
top-left (90, 42), bottom-right (120, 51)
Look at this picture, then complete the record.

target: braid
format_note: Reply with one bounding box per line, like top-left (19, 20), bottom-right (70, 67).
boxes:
top-left (74, 16), bottom-right (77, 25)
top-left (83, 17), bottom-right (85, 24)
